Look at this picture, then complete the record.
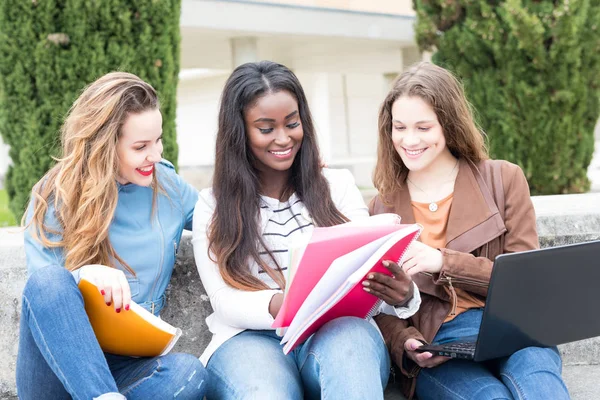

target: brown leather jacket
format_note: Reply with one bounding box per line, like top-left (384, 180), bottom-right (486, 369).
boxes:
top-left (370, 159), bottom-right (539, 399)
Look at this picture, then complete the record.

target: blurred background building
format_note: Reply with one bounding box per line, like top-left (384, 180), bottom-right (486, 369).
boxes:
top-left (176, 0), bottom-right (421, 190)
top-left (0, 0), bottom-right (421, 190)
top-left (1, 0), bottom-right (597, 191)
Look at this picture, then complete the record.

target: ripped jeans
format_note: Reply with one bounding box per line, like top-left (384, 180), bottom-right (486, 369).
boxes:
top-left (16, 265), bottom-right (208, 400)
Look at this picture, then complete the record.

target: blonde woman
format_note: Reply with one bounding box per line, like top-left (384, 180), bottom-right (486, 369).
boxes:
top-left (16, 72), bottom-right (208, 400)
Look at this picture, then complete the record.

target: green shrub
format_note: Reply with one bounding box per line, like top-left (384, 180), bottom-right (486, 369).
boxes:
top-left (0, 189), bottom-right (17, 227)
top-left (0, 0), bottom-right (181, 219)
top-left (414, 0), bottom-right (600, 194)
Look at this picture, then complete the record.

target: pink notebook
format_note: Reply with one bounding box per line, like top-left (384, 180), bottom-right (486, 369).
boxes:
top-left (272, 221), bottom-right (405, 329)
top-left (272, 218), bottom-right (421, 353)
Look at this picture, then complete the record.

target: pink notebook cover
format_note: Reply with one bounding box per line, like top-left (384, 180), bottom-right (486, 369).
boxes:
top-left (282, 229), bottom-right (420, 353)
top-left (272, 224), bottom-right (407, 329)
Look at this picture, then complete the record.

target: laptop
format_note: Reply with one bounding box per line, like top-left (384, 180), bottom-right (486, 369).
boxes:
top-left (415, 240), bottom-right (600, 362)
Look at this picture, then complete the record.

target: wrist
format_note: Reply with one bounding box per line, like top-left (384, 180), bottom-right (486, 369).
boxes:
top-left (434, 249), bottom-right (444, 273)
top-left (393, 284), bottom-right (421, 319)
top-left (394, 283), bottom-right (414, 307)
top-left (268, 293), bottom-right (283, 318)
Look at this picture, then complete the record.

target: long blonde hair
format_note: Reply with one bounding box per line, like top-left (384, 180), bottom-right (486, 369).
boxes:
top-left (25, 72), bottom-right (160, 274)
top-left (373, 62), bottom-right (488, 202)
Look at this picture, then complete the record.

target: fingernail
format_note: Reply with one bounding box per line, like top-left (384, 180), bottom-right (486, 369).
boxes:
top-left (363, 287), bottom-right (371, 292)
top-left (125, 304), bottom-right (130, 311)
top-left (116, 308), bottom-right (121, 313)
top-left (101, 290), bottom-right (106, 296)
top-left (368, 274), bottom-right (374, 279)
top-left (106, 302), bottom-right (111, 307)
top-left (411, 343), bottom-right (418, 350)
top-left (362, 281), bottom-right (370, 287)
top-left (382, 261), bottom-right (389, 267)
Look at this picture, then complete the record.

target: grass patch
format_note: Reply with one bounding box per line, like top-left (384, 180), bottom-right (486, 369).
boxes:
top-left (0, 189), bottom-right (17, 227)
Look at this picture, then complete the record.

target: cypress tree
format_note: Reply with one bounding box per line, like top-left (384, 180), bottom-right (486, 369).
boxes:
top-left (0, 0), bottom-right (181, 218)
top-left (414, 0), bottom-right (600, 194)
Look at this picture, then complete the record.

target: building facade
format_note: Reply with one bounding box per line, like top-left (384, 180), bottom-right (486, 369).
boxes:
top-left (176, 0), bottom-right (420, 188)
top-left (0, 0), bottom-right (420, 189)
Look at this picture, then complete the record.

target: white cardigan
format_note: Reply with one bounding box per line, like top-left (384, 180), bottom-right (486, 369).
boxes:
top-left (192, 168), bottom-right (420, 365)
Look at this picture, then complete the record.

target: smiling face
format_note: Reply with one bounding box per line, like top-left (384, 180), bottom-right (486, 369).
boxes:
top-left (244, 90), bottom-right (304, 178)
top-left (391, 96), bottom-right (454, 175)
top-left (116, 108), bottom-right (163, 186)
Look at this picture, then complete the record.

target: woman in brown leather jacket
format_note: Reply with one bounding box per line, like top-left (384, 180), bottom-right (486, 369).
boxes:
top-left (367, 62), bottom-right (569, 399)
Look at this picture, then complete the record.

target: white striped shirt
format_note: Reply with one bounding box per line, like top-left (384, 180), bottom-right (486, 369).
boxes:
top-left (192, 168), bottom-right (421, 365)
top-left (257, 195), bottom-right (313, 289)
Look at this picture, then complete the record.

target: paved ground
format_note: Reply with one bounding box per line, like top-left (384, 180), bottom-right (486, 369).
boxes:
top-left (562, 365), bottom-right (600, 400)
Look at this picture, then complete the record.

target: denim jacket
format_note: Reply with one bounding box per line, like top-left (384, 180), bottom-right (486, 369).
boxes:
top-left (24, 160), bottom-right (199, 315)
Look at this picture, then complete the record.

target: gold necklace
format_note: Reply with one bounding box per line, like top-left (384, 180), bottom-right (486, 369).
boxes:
top-left (407, 160), bottom-right (459, 212)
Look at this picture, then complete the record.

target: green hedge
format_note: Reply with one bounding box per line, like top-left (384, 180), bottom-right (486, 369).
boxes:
top-left (0, 189), bottom-right (16, 227)
top-left (414, 0), bottom-right (600, 195)
top-left (0, 0), bottom-right (181, 219)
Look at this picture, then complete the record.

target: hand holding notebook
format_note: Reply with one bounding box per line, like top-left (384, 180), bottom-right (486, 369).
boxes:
top-left (272, 215), bottom-right (421, 353)
top-left (79, 278), bottom-right (181, 357)
top-left (363, 259), bottom-right (415, 307)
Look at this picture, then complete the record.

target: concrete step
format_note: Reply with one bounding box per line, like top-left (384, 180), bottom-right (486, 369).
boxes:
top-left (383, 364), bottom-right (600, 400)
top-left (563, 364), bottom-right (600, 400)
top-left (560, 337), bottom-right (600, 366)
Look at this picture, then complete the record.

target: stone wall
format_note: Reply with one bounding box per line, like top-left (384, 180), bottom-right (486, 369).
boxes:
top-left (1, 192), bottom-right (600, 398)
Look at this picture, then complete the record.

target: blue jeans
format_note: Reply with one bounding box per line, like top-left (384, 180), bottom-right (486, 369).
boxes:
top-left (415, 308), bottom-right (570, 400)
top-left (206, 316), bottom-right (390, 400)
top-left (16, 264), bottom-right (208, 400)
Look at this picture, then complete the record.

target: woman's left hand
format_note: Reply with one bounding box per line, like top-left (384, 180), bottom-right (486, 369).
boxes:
top-left (401, 241), bottom-right (443, 276)
top-left (362, 260), bottom-right (414, 307)
top-left (404, 338), bottom-right (450, 368)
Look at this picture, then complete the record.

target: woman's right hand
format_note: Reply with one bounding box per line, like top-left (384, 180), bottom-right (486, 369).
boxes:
top-left (79, 264), bottom-right (132, 313)
top-left (404, 338), bottom-right (450, 368)
top-left (269, 293), bottom-right (284, 318)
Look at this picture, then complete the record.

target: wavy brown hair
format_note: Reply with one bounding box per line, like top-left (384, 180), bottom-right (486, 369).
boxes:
top-left (25, 72), bottom-right (160, 274)
top-left (209, 61), bottom-right (348, 291)
top-left (373, 62), bottom-right (488, 202)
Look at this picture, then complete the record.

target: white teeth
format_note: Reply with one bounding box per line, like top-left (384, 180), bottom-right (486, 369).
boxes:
top-left (138, 166), bottom-right (153, 172)
top-left (405, 148), bottom-right (425, 156)
top-left (270, 149), bottom-right (292, 156)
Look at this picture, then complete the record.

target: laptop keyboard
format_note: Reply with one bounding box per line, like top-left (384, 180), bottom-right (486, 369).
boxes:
top-left (443, 341), bottom-right (476, 352)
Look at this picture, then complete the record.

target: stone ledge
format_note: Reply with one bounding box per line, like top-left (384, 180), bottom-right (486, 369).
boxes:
top-left (1, 192), bottom-right (600, 398)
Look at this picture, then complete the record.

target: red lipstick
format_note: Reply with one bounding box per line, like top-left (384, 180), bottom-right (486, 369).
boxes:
top-left (136, 165), bottom-right (154, 177)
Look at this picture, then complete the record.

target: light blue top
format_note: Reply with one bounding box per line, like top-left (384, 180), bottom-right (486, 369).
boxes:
top-left (24, 160), bottom-right (199, 315)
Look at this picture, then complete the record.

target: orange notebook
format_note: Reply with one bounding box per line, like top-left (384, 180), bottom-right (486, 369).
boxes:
top-left (273, 216), bottom-right (421, 353)
top-left (79, 278), bottom-right (181, 357)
